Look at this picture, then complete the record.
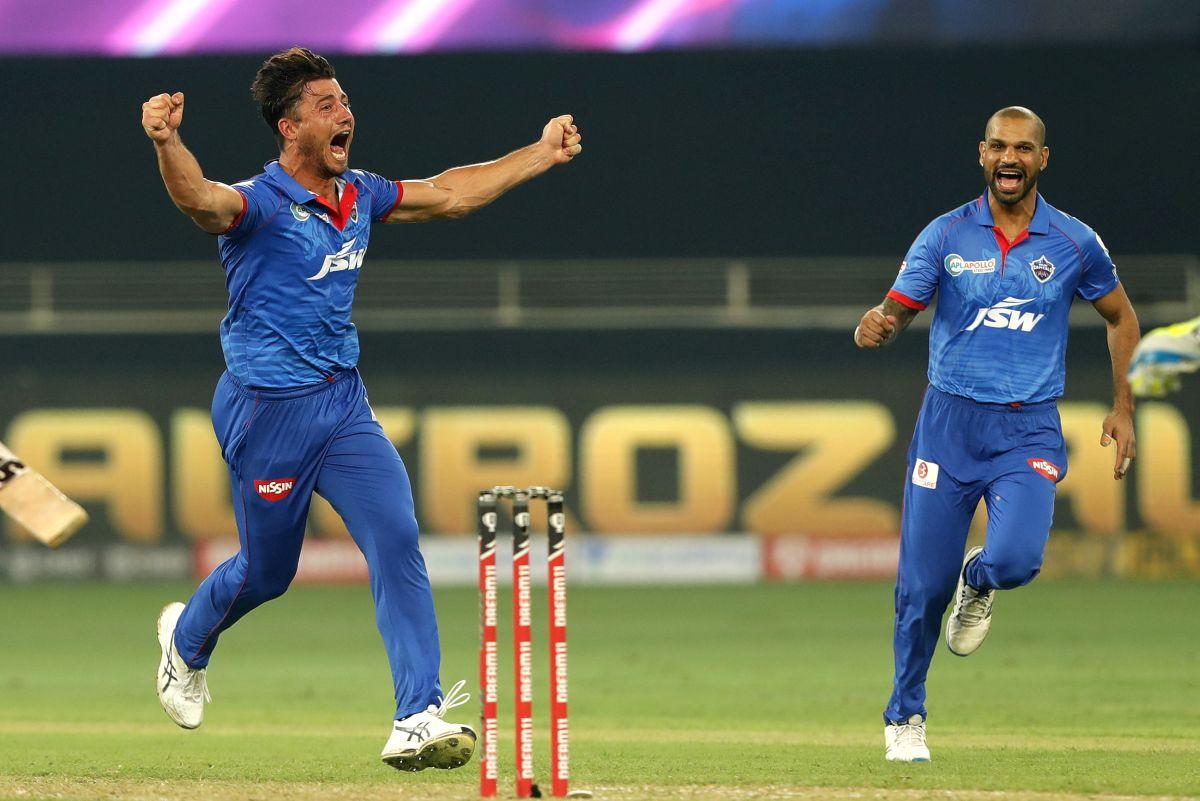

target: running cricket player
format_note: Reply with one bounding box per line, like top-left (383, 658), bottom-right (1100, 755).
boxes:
top-left (140, 47), bottom-right (582, 771)
top-left (854, 107), bottom-right (1140, 762)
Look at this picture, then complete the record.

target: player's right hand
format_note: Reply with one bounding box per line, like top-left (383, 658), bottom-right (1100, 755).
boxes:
top-left (854, 307), bottom-right (896, 348)
top-left (142, 92), bottom-right (185, 143)
top-left (540, 114), bottom-right (582, 165)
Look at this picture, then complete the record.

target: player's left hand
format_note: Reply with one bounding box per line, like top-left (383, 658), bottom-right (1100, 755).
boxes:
top-left (541, 115), bottom-right (582, 165)
top-left (1100, 407), bottom-right (1136, 480)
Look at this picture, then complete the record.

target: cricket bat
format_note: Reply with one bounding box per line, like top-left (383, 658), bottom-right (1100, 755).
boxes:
top-left (0, 441), bottom-right (88, 547)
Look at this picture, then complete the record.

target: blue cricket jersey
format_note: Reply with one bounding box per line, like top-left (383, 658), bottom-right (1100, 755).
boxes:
top-left (216, 161), bottom-right (403, 389)
top-left (889, 194), bottom-right (1120, 404)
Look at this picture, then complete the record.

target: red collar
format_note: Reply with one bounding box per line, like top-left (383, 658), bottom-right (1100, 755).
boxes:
top-left (312, 181), bottom-right (359, 232)
top-left (992, 226), bottom-right (1029, 257)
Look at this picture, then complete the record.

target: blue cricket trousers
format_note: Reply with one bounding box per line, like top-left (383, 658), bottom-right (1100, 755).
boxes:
top-left (885, 386), bottom-right (1067, 723)
top-left (173, 369), bottom-right (442, 719)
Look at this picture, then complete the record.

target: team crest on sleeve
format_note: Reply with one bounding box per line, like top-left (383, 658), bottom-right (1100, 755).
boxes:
top-left (1028, 255), bottom-right (1055, 283)
top-left (911, 458), bottom-right (939, 489)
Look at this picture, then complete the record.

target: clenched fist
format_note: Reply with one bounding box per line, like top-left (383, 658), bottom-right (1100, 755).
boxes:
top-left (854, 307), bottom-right (897, 348)
top-left (142, 92), bottom-right (185, 144)
top-left (540, 115), bottom-right (583, 165)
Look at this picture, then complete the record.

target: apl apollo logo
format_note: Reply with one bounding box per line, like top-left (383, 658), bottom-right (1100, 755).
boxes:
top-left (254, 478), bottom-right (297, 502)
top-left (945, 253), bottom-right (997, 276)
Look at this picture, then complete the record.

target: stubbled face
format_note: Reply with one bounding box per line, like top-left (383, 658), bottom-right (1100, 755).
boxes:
top-left (978, 116), bottom-right (1048, 206)
top-left (286, 78), bottom-right (354, 178)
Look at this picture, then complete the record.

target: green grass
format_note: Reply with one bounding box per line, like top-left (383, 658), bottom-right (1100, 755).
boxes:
top-left (1, 580), bottom-right (1199, 799)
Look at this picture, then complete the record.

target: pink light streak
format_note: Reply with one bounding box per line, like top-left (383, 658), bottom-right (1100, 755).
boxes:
top-left (107, 0), bottom-right (238, 56)
top-left (610, 0), bottom-right (734, 52)
top-left (346, 0), bottom-right (480, 54)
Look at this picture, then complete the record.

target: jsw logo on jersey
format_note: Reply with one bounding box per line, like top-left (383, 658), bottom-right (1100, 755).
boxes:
top-left (964, 297), bottom-right (1045, 333)
top-left (307, 237), bottom-right (366, 281)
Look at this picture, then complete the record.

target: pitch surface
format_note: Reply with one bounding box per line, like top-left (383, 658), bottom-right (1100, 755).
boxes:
top-left (1, 580), bottom-right (1197, 799)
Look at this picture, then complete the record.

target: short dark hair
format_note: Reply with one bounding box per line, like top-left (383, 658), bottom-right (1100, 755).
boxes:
top-left (250, 47), bottom-right (336, 148)
top-left (986, 106), bottom-right (1046, 148)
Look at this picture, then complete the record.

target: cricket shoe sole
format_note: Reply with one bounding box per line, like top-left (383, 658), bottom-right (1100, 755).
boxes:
top-left (382, 727), bottom-right (477, 772)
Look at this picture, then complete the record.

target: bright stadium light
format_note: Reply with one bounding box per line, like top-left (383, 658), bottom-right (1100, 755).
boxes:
top-left (612, 0), bottom-right (731, 51)
top-left (349, 0), bottom-right (480, 53)
top-left (108, 0), bottom-right (237, 56)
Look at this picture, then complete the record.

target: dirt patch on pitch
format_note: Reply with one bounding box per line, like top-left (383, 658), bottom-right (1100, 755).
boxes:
top-left (1, 780), bottom-right (1196, 801)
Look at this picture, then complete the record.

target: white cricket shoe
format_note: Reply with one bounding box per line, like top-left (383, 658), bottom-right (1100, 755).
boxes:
top-left (155, 601), bottom-right (211, 729)
top-left (381, 679), bottom-right (476, 772)
top-left (885, 714), bottom-right (931, 762)
top-left (946, 546), bottom-right (995, 656)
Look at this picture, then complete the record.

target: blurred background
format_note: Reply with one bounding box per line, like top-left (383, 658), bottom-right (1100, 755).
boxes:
top-left (2, 0), bottom-right (1198, 586)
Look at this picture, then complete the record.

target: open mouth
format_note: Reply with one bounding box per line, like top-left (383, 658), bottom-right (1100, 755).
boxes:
top-left (995, 168), bottom-right (1024, 192)
top-left (330, 131), bottom-right (350, 161)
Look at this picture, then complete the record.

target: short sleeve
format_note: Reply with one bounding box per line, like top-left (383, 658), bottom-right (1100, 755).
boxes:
top-left (353, 169), bottom-right (404, 222)
top-left (220, 179), bottom-right (277, 239)
top-left (1075, 230), bottom-right (1120, 301)
top-left (888, 219), bottom-right (944, 310)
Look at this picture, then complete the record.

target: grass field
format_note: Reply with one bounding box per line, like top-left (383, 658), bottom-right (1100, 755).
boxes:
top-left (2, 579), bottom-right (1198, 800)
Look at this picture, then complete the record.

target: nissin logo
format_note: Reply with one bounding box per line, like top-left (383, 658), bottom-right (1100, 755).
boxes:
top-left (254, 478), bottom-right (296, 502)
top-left (964, 297), bottom-right (1044, 332)
top-left (307, 237), bottom-right (366, 281)
top-left (1027, 458), bottom-right (1062, 482)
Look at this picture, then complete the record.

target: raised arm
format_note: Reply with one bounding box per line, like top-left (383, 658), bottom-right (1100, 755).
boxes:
top-left (385, 115), bottom-right (582, 223)
top-left (854, 297), bottom-right (922, 348)
top-left (1093, 283), bottom-right (1140, 480)
top-left (857, 219), bottom-right (943, 348)
top-left (142, 92), bottom-right (244, 234)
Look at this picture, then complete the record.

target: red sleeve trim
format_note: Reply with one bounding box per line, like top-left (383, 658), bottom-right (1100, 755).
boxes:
top-left (217, 189), bottom-right (249, 235)
top-left (378, 180), bottom-right (404, 222)
top-left (887, 289), bottom-right (926, 311)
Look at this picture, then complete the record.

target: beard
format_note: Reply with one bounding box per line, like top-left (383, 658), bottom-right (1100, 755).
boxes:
top-left (986, 164), bottom-right (1039, 206)
top-left (298, 134), bottom-right (347, 178)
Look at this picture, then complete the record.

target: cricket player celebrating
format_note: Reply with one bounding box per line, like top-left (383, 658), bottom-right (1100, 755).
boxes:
top-left (854, 107), bottom-right (1139, 762)
top-left (141, 47), bottom-right (582, 771)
